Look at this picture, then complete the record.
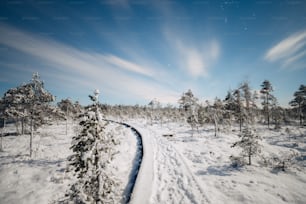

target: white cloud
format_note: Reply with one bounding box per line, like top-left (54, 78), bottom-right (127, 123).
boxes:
top-left (185, 49), bottom-right (207, 77)
top-left (164, 29), bottom-right (220, 78)
top-left (265, 30), bottom-right (306, 68)
top-left (0, 24), bottom-right (179, 104)
top-left (0, 25), bottom-right (155, 78)
top-left (102, 54), bottom-right (155, 77)
top-left (283, 50), bottom-right (306, 67)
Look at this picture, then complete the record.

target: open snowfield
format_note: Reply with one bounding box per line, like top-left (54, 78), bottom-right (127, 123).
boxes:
top-left (1, 118), bottom-right (306, 204)
top-left (0, 121), bottom-right (74, 204)
top-left (129, 119), bottom-right (306, 204)
top-left (0, 120), bottom-right (137, 204)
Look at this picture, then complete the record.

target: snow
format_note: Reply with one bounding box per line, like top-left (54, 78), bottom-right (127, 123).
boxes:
top-left (0, 120), bottom-right (138, 204)
top-left (0, 121), bottom-right (75, 204)
top-left (127, 119), bottom-right (306, 204)
top-left (128, 121), bottom-right (154, 204)
top-left (1, 118), bottom-right (306, 204)
top-left (105, 122), bottom-right (138, 203)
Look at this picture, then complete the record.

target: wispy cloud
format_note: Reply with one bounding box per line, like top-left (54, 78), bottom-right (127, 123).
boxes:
top-left (165, 29), bottom-right (220, 78)
top-left (283, 50), bottom-right (306, 67)
top-left (102, 54), bottom-right (155, 77)
top-left (0, 24), bottom-right (179, 104)
top-left (265, 30), bottom-right (306, 68)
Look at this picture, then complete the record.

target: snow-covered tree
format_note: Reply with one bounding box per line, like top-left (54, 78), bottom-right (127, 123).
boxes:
top-left (2, 83), bottom-right (33, 134)
top-left (231, 126), bottom-right (261, 165)
top-left (29, 73), bottom-right (54, 157)
top-left (224, 90), bottom-right (236, 111)
top-left (57, 98), bottom-right (78, 117)
top-left (233, 89), bottom-right (245, 131)
top-left (260, 80), bottom-right (274, 128)
top-left (67, 90), bottom-right (118, 203)
top-left (223, 90), bottom-right (237, 128)
top-left (239, 81), bottom-right (256, 125)
top-left (205, 98), bottom-right (224, 137)
top-left (178, 89), bottom-right (198, 111)
top-left (2, 73), bottom-right (54, 157)
top-left (0, 98), bottom-right (5, 152)
top-left (58, 98), bottom-right (82, 135)
top-left (197, 104), bottom-right (207, 126)
top-left (178, 89), bottom-right (199, 135)
top-left (289, 84), bottom-right (306, 126)
top-left (270, 96), bottom-right (284, 129)
top-left (148, 99), bottom-right (161, 125)
top-left (179, 89), bottom-right (198, 134)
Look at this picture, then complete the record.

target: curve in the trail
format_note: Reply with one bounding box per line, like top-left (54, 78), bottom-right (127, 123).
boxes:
top-left (121, 123), bottom-right (144, 204)
top-left (106, 120), bottom-right (144, 204)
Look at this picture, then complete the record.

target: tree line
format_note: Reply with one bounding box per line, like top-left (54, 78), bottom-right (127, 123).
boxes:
top-left (0, 75), bottom-right (305, 164)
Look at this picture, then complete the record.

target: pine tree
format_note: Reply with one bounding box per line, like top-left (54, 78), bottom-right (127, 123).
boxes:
top-left (240, 82), bottom-right (252, 112)
top-left (223, 90), bottom-right (237, 129)
top-left (206, 98), bottom-right (224, 137)
top-left (260, 80), bottom-right (274, 128)
top-left (178, 89), bottom-right (199, 135)
top-left (2, 83), bottom-right (34, 135)
top-left (231, 126), bottom-right (261, 165)
top-left (289, 84), bottom-right (306, 126)
top-left (233, 89), bottom-right (245, 131)
top-left (2, 73), bottom-right (54, 157)
top-left (58, 98), bottom-right (80, 135)
top-left (67, 90), bottom-right (118, 203)
top-left (148, 99), bottom-right (161, 125)
top-left (197, 105), bottom-right (207, 127)
top-left (0, 98), bottom-right (5, 152)
top-left (270, 96), bottom-right (283, 129)
top-left (224, 90), bottom-right (236, 111)
top-left (239, 81), bottom-right (256, 125)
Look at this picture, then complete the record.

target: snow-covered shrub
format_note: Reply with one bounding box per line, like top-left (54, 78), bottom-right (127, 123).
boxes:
top-left (270, 150), bottom-right (300, 172)
top-left (229, 155), bottom-right (245, 168)
top-left (231, 126), bottom-right (262, 165)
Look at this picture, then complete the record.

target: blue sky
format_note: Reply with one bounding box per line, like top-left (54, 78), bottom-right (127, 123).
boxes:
top-left (0, 0), bottom-right (305, 106)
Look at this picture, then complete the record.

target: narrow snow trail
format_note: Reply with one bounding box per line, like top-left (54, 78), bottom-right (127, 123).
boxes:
top-left (104, 120), bottom-right (144, 204)
top-left (127, 124), bottom-right (154, 204)
top-left (129, 123), bottom-right (209, 204)
top-left (151, 131), bottom-right (209, 204)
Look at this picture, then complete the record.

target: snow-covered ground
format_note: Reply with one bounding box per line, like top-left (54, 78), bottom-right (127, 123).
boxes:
top-left (0, 121), bottom-right (74, 204)
top-left (106, 122), bottom-right (138, 203)
top-left (129, 119), bottom-right (306, 204)
top-left (1, 118), bottom-right (306, 204)
top-left (0, 120), bottom-right (137, 204)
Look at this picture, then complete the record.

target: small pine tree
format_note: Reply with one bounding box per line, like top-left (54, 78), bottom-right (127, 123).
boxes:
top-left (67, 90), bottom-right (118, 203)
top-left (231, 126), bottom-right (261, 165)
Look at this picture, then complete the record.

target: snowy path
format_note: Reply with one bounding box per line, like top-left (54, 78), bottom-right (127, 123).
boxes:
top-left (118, 123), bottom-right (143, 203)
top-left (151, 131), bottom-right (209, 204)
top-left (104, 120), bottom-right (144, 204)
top-left (129, 123), bottom-right (209, 204)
